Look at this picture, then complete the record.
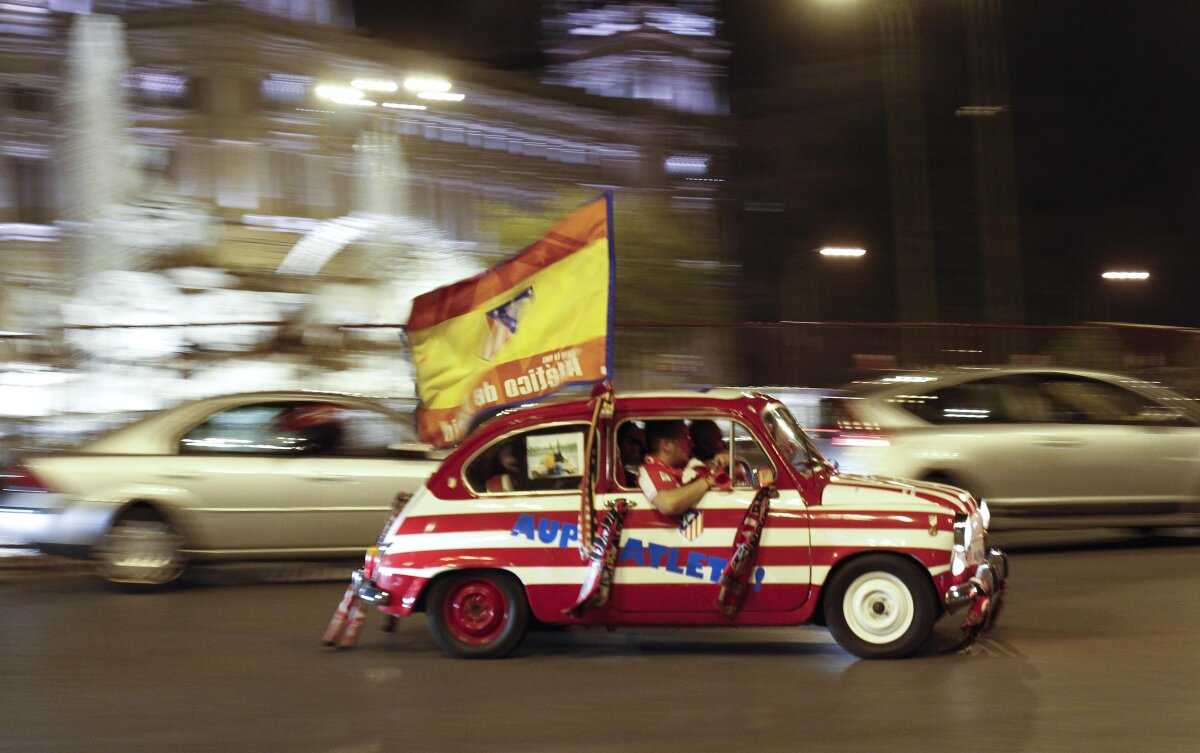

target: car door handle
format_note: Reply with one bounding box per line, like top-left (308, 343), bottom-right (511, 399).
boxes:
top-left (160, 472), bottom-right (201, 480)
top-left (1033, 438), bottom-right (1082, 448)
top-left (304, 475), bottom-right (352, 482)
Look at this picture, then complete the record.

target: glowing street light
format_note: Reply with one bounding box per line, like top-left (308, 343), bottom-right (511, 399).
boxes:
top-left (1101, 271), bottom-right (1150, 280)
top-left (819, 246), bottom-right (867, 258)
top-left (319, 76), bottom-right (463, 109)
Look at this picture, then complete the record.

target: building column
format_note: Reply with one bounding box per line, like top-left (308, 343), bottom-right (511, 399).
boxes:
top-left (876, 0), bottom-right (939, 325)
top-left (961, 0), bottom-right (1024, 324)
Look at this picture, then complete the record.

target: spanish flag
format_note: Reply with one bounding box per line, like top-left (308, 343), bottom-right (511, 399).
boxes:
top-left (407, 193), bottom-right (614, 446)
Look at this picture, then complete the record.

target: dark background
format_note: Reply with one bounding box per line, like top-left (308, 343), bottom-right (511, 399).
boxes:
top-left (352, 1), bottom-right (1199, 327)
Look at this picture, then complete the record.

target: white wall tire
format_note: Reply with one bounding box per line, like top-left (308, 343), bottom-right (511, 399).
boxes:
top-left (824, 554), bottom-right (936, 659)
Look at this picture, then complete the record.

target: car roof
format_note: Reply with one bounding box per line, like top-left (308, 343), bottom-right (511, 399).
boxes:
top-left (462, 388), bottom-right (780, 435)
top-left (843, 366), bottom-right (1170, 395)
top-left (182, 389), bottom-right (415, 405)
top-left (840, 366), bottom-right (1200, 422)
top-left (80, 390), bottom-right (418, 453)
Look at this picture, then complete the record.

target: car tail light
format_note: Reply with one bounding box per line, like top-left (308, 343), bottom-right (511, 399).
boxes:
top-left (2, 465), bottom-right (52, 493)
top-left (830, 433), bottom-right (892, 448)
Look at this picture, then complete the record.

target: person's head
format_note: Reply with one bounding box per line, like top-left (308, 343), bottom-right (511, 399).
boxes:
top-left (688, 419), bottom-right (726, 462)
top-left (280, 403), bottom-right (345, 454)
top-left (617, 422), bottom-right (646, 464)
top-left (497, 442), bottom-right (520, 474)
top-left (644, 420), bottom-right (692, 468)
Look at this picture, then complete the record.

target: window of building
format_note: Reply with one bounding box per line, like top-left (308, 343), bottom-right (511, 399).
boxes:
top-left (8, 157), bottom-right (53, 223)
top-left (9, 86), bottom-right (52, 113)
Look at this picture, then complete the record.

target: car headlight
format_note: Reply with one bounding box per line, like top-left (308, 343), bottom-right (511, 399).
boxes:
top-left (953, 513), bottom-right (973, 548)
top-left (952, 513), bottom-right (972, 576)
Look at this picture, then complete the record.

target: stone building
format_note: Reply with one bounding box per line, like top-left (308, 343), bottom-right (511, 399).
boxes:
top-left (1, 0), bottom-right (734, 340)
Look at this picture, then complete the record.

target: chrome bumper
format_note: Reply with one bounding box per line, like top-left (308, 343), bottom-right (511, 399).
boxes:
top-left (945, 547), bottom-right (1008, 611)
top-left (351, 568), bottom-right (391, 606)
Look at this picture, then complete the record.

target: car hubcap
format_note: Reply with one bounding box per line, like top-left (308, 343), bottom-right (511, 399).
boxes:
top-left (97, 519), bottom-right (184, 585)
top-left (445, 579), bottom-right (507, 644)
top-left (842, 572), bottom-right (914, 644)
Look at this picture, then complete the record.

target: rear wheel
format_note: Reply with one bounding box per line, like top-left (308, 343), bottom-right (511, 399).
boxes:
top-left (426, 571), bottom-right (528, 658)
top-left (824, 554), bottom-right (936, 659)
top-left (93, 506), bottom-right (186, 587)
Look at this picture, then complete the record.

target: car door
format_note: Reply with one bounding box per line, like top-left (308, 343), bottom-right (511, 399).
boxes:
top-left (899, 377), bottom-right (1062, 505)
top-left (606, 415), bottom-right (811, 615)
top-left (269, 404), bottom-right (437, 550)
top-left (461, 421), bottom-right (592, 615)
top-left (169, 400), bottom-right (426, 553)
top-left (1021, 374), bottom-right (1200, 509)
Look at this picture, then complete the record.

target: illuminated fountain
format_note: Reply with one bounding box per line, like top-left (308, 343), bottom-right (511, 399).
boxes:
top-left (278, 129), bottom-right (480, 320)
top-left (278, 129), bottom-right (483, 395)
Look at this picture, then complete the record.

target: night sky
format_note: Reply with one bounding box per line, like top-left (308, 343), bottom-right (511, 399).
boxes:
top-left (351, 1), bottom-right (1199, 327)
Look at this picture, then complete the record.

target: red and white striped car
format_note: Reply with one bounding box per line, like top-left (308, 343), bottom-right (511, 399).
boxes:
top-left (351, 389), bottom-right (1006, 659)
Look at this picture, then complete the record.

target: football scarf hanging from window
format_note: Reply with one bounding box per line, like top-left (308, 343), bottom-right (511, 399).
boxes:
top-left (564, 498), bottom-right (630, 617)
top-left (716, 485), bottom-right (772, 616)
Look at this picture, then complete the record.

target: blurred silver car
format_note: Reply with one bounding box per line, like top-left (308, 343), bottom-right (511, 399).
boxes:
top-left (812, 367), bottom-right (1200, 529)
top-left (0, 391), bottom-right (442, 586)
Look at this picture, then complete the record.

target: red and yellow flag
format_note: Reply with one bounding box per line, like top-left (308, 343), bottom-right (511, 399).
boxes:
top-left (407, 194), bottom-right (614, 446)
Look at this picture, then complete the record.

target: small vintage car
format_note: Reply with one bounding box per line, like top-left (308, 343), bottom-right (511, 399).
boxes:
top-left (350, 389), bottom-right (1006, 659)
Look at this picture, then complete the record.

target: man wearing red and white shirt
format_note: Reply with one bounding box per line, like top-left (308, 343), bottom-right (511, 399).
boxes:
top-left (637, 420), bottom-right (729, 515)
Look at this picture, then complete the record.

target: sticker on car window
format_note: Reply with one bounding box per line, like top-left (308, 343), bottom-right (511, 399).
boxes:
top-left (525, 431), bottom-right (583, 480)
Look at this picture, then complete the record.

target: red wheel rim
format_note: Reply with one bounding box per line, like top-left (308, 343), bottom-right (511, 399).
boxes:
top-left (443, 579), bottom-right (508, 645)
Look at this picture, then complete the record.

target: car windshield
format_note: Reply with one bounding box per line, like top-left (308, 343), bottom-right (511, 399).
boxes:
top-left (762, 402), bottom-right (824, 476)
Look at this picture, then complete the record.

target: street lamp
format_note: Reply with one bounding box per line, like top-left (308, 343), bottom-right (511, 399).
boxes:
top-left (819, 246), bottom-right (867, 258)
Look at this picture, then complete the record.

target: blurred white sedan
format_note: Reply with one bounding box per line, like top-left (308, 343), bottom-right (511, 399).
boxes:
top-left (812, 367), bottom-right (1200, 530)
top-left (0, 391), bottom-right (441, 586)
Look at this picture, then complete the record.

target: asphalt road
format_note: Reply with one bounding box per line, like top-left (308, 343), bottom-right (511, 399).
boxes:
top-left (1, 530), bottom-right (1197, 753)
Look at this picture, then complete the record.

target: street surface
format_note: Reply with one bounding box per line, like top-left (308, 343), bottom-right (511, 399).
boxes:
top-left (1, 530), bottom-right (1197, 753)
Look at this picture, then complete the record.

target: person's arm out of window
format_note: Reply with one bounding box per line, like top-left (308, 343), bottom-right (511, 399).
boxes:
top-left (640, 475), bottom-right (715, 516)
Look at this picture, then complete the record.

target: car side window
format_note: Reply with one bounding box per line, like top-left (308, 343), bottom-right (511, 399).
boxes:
top-left (178, 401), bottom-right (403, 456)
top-left (1034, 376), bottom-right (1166, 424)
top-left (336, 408), bottom-right (416, 457)
top-left (465, 424), bottom-right (588, 495)
top-left (614, 419), bottom-right (646, 490)
top-left (731, 421), bottom-right (773, 488)
top-left (763, 405), bottom-right (815, 478)
top-left (902, 381), bottom-right (1011, 424)
top-left (179, 402), bottom-right (303, 455)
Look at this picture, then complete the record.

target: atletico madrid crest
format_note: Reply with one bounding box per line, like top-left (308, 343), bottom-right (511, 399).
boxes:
top-left (678, 509), bottom-right (704, 542)
top-left (479, 286), bottom-right (534, 361)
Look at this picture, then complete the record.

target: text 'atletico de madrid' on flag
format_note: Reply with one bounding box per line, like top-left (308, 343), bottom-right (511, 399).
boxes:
top-left (407, 193), bottom-right (615, 446)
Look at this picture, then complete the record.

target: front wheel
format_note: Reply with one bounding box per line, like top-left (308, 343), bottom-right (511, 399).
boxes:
top-left (93, 506), bottom-right (186, 588)
top-left (824, 554), bottom-right (936, 659)
top-left (426, 571), bottom-right (529, 658)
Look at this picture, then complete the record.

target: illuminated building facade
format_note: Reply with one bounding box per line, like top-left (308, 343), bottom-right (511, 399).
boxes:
top-left (1, 0), bottom-right (732, 335)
